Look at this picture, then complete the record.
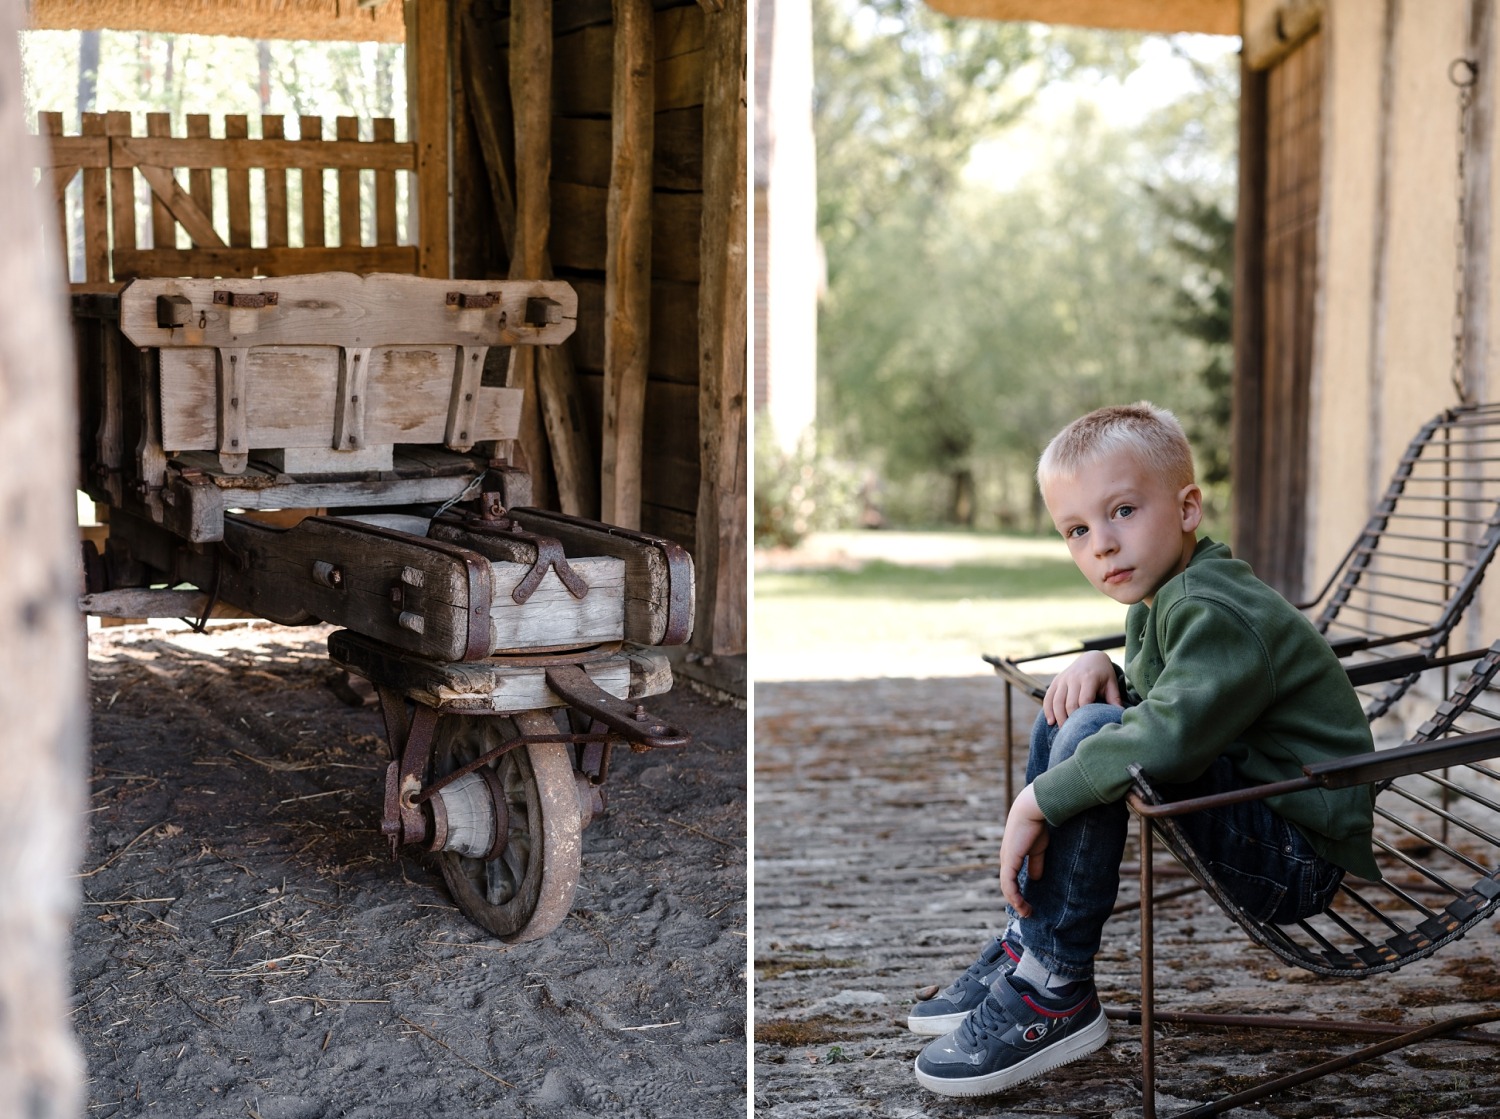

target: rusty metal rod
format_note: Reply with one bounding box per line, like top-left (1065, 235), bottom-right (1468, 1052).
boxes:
top-left (1153, 1009), bottom-right (1500, 1118)
top-left (1103, 1005), bottom-right (1500, 1044)
top-left (1140, 811), bottom-right (1156, 1119)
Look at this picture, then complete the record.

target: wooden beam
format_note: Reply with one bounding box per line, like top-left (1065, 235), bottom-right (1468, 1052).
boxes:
top-left (508, 0), bottom-right (555, 511)
top-left (601, 0), bottom-right (655, 529)
top-left (693, 0), bottom-right (746, 655)
top-left (0, 0), bottom-right (85, 1109)
top-left (407, 0), bottom-right (451, 278)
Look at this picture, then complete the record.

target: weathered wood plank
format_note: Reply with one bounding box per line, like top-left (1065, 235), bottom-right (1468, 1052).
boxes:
top-left (225, 114), bottom-right (252, 247)
top-left (550, 181), bottom-right (701, 282)
top-left (373, 116), bottom-right (398, 245)
top-left (694, 0), bottom-right (746, 655)
top-left (101, 134), bottom-right (414, 171)
top-left (571, 276), bottom-right (700, 382)
top-left (104, 111), bottom-right (136, 257)
top-left (336, 116), bottom-right (362, 248)
top-left (145, 112), bottom-right (176, 250)
top-left (119, 273), bottom-right (577, 348)
top-left (300, 114), bottom-right (326, 247)
top-left (185, 114), bottom-right (213, 239)
top-left (333, 345), bottom-right (371, 451)
top-left (131, 163), bottom-right (226, 250)
top-left (489, 555), bottom-right (625, 650)
top-left (445, 344), bottom-right (488, 452)
top-left (158, 345), bottom-right (523, 451)
top-left (38, 112), bottom-right (70, 269)
top-left (554, 7), bottom-right (706, 116)
top-left (601, 0), bottom-right (656, 529)
top-left (408, 0), bottom-right (450, 278)
top-left (262, 115), bottom-right (289, 248)
top-left (80, 112), bottom-right (109, 284)
top-left (113, 244), bottom-right (414, 278)
top-left (552, 107), bottom-right (702, 191)
top-left (0, 4), bottom-right (86, 1106)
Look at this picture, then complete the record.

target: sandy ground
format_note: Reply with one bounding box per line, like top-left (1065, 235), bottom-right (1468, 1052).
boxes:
top-left (754, 676), bottom-right (1500, 1119)
top-left (76, 621), bottom-right (747, 1118)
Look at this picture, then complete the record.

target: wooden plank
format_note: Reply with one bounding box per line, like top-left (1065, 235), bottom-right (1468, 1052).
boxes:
top-left (445, 344), bottom-right (488, 452)
top-left (552, 107), bottom-right (701, 191)
top-left (550, 181), bottom-right (701, 281)
top-left (489, 555), bottom-right (625, 650)
top-left (601, 0), bottom-right (656, 529)
top-left (104, 111), bottom-right (136, 260)
top-left (372, 116), bottom-right (398, 245)
top-left (158, 345), bottom-right (523, 451)
top-left (300, 114), bottom-right (326, 247)
top-left (693, 0), bottom-right (746, 655)
top-left (216, 346), bottom-right (250, 473)
top-left (459, 8), bottom-right (516, 257)
top-left (145, 112), bottom-right (175, 250)
top-left (332, 346), bottom-right (371, 451)
top-left (336, 116), bottom-right (362, 248)
top-left (408, 0), bottom-right (450, 278)
top-left (38, 112), bottom-right (70, 272)
top-left (121, 274), bottom-right (576, 347)
top-left (131, 163), bottom-right (226, 250)
top-left (111, 135), bottom-right (413, 171)
top-left (0, 2), bottom-right (88, 1103)
top-left (553, 7), bottom-right (706, 116)
top-left (224, 114), bottom-right (252, 247)
top-left (80, 112), bottom-right (109, 284)
top-left (37, 132), bottom-right (109, 168)
top-left (572, 277), bottom-right (700, 382)
top-left (114, 244), bottom-right (412, 278)
top-left (262, 115), bottom-right (289, 248)
top-left (185, 114), bottom-right (213, 241)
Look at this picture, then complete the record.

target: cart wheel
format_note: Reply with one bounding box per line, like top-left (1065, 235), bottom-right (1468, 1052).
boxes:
top-left (430, 709), bottom-right (581, 942)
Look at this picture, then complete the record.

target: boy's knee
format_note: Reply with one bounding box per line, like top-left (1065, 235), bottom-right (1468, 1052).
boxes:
top-left (1051, 703), bottom-right (1125, 763)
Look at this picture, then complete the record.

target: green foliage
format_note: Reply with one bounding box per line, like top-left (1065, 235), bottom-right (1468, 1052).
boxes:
top-left (812, 5), bottom-right (1239, 529)
top-left (753, 423), bottom-right (863, 549)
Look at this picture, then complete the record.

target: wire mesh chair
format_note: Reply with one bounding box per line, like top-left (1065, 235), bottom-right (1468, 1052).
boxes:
top-left (988, 402), bottom-right (1500, 807)
top-left (1123, 639), bottom-right (1500, 1117)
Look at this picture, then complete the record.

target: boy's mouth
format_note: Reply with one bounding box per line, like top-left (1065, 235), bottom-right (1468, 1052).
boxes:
top-left (1103, 567), bottom-right (1132, 586)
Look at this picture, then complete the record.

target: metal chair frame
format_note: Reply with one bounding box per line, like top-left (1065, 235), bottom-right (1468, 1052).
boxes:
top-left (1120, 640), bottom-right (1500, 1116)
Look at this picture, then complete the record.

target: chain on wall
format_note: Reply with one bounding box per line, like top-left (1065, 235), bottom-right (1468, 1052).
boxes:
top-left (1452, 57), bottom-right (1479, 404)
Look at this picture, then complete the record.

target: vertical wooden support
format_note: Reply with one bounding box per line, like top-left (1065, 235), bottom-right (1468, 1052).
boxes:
top-left (693, 0), bottom-right (748, 655)
top-left (38, 111), bottom-right (69, 271)
top-left (507, 0), bottom-right (554, 508)
top-left (216, 347), bottom-right (250, 474)
top-left (446, 344), bottom-right (489, 452)
top-left (185, 113), bottom-right (213, 245)
top-left (0, 1), bottom-right (86, 1110)
top-left (407, 0), bottom-right (451, 278)
top-left (80, 112), bottom-right (109, 283)
top-left (337, 115), bottom-right (362, 248)
top-left (263, 115), bottom-right (289, 249)
top-left (146, 112), bottom-right (175, 250)
top-left (333, 347), bottom-right (372, 451)
top-left (373, 116), bottom-right (398, 247)
top-left (225, 114), bottom-right (251, 247)
top-left (601, 0), bottom-right (655, 529)
top-left (299, 114), bottom-right (326, 247)
top-left (104, 111), bottom-right (135, 269)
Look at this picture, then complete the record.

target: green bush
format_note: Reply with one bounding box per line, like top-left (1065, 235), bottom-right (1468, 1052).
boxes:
top-left (753, 422), bottom-right (862, 549)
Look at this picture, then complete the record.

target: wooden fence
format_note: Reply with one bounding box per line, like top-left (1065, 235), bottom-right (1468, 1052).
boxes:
top-left (35, 111), bottom-right (420, 289)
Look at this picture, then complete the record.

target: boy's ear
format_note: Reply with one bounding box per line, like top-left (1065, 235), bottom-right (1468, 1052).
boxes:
top-left (1179, 484), bottom-right (1204, 533)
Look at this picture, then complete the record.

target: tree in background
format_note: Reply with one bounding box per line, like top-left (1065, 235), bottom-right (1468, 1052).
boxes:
top-left (812, 0), bottom-right (1237, 529)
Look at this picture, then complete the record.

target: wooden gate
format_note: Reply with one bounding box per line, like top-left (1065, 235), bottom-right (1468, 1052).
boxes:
top-left (36, 110), bottom-right (418, 290)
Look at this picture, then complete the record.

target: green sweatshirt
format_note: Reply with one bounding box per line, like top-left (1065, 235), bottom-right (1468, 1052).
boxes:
top-left (1031, 537), bottom-right (1381, 881)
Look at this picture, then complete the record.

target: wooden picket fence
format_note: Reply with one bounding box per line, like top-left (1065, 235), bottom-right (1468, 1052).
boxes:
top-left (36, 111), bottom-right (419, 289)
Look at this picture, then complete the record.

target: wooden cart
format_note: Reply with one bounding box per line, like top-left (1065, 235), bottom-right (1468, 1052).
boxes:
top-left (76, 272), bottom-right (694, 942)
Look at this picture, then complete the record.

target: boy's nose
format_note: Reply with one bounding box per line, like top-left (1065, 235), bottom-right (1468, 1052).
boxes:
top-left (1093, 530), bottom-right (1118, 557)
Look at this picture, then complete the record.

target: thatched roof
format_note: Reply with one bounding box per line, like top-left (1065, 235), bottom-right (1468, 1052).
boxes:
top-left (922, 0), bottom-right (1239, 36)
top-left (26, 0), bottom-right (405, 42)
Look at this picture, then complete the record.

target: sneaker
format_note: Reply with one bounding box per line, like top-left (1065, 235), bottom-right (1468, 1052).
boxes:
top-left (906, 934), bottom-right (1022, 1036)
top-left (912, 973), bottom-right (1109, 1097)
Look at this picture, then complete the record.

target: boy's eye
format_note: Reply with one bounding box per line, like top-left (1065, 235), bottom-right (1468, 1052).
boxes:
top-left (1114, 504), bottom-right (1135, 520)
top-left (1065, 525), bottom-right (1087, 539)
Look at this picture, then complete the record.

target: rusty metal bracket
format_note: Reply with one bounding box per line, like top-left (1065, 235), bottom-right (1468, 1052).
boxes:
top-left (510, 529), bottom-right (589, 604)
top-left (380, 703), bottom-right (439, 856)
top-left (212, 289), bottom-right (278, 308)
top-left (544, 663), bottom-right (689, 749)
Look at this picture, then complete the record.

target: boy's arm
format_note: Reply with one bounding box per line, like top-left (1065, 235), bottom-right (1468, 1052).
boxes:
top-left (998, 784), bottom-right (1048, 917)
top-left (1032, 595), bottom-right (1276, 825)
top-left (1042, 649), bottom-right (1124, 725)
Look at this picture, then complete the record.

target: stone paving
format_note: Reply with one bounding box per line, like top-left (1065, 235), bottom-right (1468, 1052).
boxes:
top-left (754, 675), bottom-right (1500, 1119)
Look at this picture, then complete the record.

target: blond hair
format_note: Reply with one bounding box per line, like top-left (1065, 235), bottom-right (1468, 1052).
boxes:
top-left (1037, 402), bottom-right (1196, 491)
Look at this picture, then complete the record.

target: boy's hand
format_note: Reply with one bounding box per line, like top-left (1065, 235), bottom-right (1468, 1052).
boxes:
top-left (999, 784), bottom-right (1049, 918)
top-left (1042, 649), bottom-right (1122, 725)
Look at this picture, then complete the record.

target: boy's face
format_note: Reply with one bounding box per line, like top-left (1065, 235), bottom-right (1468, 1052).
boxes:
top-left (1041, 452), bottom-right (1203, 607)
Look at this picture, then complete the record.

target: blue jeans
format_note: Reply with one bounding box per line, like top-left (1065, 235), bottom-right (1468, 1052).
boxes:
top-left (1013, 704), bottom-right (1344, 981)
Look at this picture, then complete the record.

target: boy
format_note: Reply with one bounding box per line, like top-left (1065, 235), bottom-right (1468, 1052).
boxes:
top-left (909, 402), bottom-right (1379, 1097)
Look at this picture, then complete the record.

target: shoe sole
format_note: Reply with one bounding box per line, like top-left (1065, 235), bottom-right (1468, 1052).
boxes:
top-left (906, 1010), bottom-right (968, 1036)
top-left (912, 1011), bottom-right (1109, 1097)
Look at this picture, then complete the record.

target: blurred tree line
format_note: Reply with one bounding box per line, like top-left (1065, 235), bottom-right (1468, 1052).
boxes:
top-left (802, 0), bottom-right (1236, 535)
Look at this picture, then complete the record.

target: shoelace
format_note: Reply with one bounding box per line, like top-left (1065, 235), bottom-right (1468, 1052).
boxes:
top-left (956, 987), bottom-right (1014, 1044)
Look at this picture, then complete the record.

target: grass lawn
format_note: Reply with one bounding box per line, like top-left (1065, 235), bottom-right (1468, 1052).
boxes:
top-left (753, 531), bottom-right (1126, 681)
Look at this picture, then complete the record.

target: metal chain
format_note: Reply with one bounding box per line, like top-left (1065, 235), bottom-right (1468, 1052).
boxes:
top-left (1452, 58), bottom-right (1478, 404)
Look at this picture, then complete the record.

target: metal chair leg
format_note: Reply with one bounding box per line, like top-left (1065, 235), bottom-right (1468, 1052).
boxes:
top-left (1140, 809), bottom-right (1156, 1119)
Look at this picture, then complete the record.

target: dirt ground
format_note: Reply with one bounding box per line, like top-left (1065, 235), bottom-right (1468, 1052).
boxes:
top-left (754, 676), bottom-right (1500, 1119)
top-left (76, 621), bottom-right (747, 1118)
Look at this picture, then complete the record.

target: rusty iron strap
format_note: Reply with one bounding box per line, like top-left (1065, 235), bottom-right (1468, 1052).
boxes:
top-left (504, 528), bottom-right (589, 604)
top-left (544, 663), bottom-right (689, 749)
top-left (415, 731), bottom-right (617, 804)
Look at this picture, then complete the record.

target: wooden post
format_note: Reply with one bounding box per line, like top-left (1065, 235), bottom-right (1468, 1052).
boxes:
top-left (694, 0), bottom-right (747, 655)
top-left (407, 0), bottom-right (451, 278)
top-left (601, 0), bottom-right (655, 529)
top-left (507, 0), bottom-right (555, 511)
top-left (0, 0), bottom-right (86, 1110)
